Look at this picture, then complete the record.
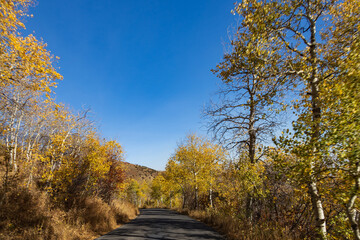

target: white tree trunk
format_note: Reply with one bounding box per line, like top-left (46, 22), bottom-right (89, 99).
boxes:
top-left (346, 163), bottom-right (360, 240)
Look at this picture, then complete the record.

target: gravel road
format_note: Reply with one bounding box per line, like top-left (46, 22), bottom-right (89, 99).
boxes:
top-left (95, 208), bottom-right (225, 240)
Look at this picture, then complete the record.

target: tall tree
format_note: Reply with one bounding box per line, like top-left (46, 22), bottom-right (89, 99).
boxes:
top-left (0, 0), bottom-right (61, 173)
top-left (206, 24), bottom-right (285, 164)
top-left (232, 0), bottom-right (346, 238)
top-left (166, 134), bottom-right (225, 209)
top-left (206, 0), bottom-right (289, 223)
top-left (0, 0), bottom-right (61, 94)
top-left (321, 0), bottom-right (360, 238)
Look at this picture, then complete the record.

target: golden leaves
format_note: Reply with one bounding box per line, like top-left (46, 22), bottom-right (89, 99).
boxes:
top-left (0, 0), bottom-right (62, 97)
top-left (0, 0), bottom-right (125, 205)
top-left (162, 134), bottom-right (226, 208)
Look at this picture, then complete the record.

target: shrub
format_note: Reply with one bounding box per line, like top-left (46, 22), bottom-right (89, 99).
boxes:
top-left (110, 200), bottom-right (138, 224)
top-left (77, 197), bottom-right (117, 234)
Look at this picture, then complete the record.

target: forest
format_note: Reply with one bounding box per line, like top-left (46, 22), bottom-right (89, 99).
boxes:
top-left (1, 0), bottom-right (359, 239)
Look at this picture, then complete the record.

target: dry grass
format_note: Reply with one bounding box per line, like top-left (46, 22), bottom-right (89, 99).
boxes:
top-left (0, 185), bottom-right (139, 240)
top-left (176, 209), bottom-right (294, 240)
top-left (111, 199), bottom-right (139, 224)
top-left (68, 197), bottom-right (139, 235)
top-left (0, 186), bottom-right (94, 240)
top-left (74, 197), bottom-right (117, 234)
top-left (0, 186), bottom-right (49, 229)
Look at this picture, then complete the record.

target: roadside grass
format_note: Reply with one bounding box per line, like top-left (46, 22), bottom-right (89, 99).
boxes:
top-left (0, 184), bottom-right (138, 240)
top-left (111, 200), bottom-right (139, 224)
top-left (176, 208), bottom-right (295, 240)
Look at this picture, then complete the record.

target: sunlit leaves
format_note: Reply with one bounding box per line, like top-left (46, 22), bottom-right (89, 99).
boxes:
top-left (0, 0), bottom-right (61, 94)
top-left (163, 134), bottom-right (226, 209)
top-left (0, 0), bottom-right (126, 207)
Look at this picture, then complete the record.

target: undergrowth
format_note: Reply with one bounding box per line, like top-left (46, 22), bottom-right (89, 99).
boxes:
top-left (0, 184), bottom-right (138, 240)
top-left (176, 208), bottom-right (297, 240)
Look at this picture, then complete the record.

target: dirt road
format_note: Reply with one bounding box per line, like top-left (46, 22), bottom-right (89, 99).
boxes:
top-left (95, 208), bottom-right (225, 240)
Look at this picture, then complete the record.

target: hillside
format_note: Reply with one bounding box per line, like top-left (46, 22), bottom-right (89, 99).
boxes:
top-left (123, 162), bottom-right (160, 182)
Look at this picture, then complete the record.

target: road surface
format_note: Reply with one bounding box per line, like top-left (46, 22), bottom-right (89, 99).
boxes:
top-left (95, 208), bottom-right (225, 240)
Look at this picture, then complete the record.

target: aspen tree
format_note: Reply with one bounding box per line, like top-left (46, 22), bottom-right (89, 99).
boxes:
top-left (321, 1), bottom-right (360, 238)
top-left (166, 134), bottom-right (225, 209)
top-left (232, 0), bottom-right (344, 237)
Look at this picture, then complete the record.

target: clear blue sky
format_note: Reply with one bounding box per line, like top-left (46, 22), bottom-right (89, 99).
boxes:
top-left (25, 0), bottom-right (237, 170)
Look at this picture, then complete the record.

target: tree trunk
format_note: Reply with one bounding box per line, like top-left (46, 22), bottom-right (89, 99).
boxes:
top-left (182, 186), bottom-right (186, 209)
top-left (248, 87), bottom-right (256, 164)
top-left (7, 97), bottom-right (18, 171)
top-left (308, 177), bottom-right (327, 240)
top-left (12, 113), bottom-right (23, 172)
top-left (246, 194), bottom-right (253, 222)
top-left (195, 186), bottom-right (199, 210)
top-left (169, 192), bottom-right (172, 208)
top-left (307, 14), bottom-right (327, 240)
top-left (245, 91), bottom-right (256, 221)
top-left (346, 162), bottom-right (360, 240)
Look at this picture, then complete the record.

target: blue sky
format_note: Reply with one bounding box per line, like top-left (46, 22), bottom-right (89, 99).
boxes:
top-left (25, 0), bottom-right (237, 170)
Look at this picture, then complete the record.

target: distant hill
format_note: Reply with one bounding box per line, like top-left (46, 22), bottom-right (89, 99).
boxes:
top-left (123, 162), bottom-right (160, 182)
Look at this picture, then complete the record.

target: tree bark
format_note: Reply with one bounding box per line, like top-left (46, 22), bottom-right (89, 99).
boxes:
top-left (307, 13), bottom-right (327, 240)
top-left (248, 84), bottom-right (256, 164)
top-left (246, 194), bottom-right (253, 222)
top-left (195, 185), bottom-right (199, 210)
top-left (346, 162), bottom-right (360, 240)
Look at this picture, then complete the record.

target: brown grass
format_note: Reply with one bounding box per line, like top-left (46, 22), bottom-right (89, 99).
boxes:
top-left (110, 199), bottom-right (139, 224)
top-left (0, 185), bottom-right (139, 240)
top-left (68, 197), bottom-right (139, 235)
top-left (176, 209), bottom-right (294, 240)
top-left (0, 186), bottom-right (49, 228)
top-left (75, 197), bottom-right (117, 234)
top-left (0, 186), bottom-right (94, 240)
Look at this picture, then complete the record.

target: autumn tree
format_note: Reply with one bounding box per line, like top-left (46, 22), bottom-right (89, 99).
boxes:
top-left (230, 0), bottom-right (355, 237)
top-left (98, 141), bottom-right (125, 203)
top-left (150, 174), bottom-right (165, 207)
top-left (0, 0), bottom-right (61, 93)
top-left (206, 26), bottom-right (286, 164)
top-left (165, 157), bottom-right (189, 208)
top-left (165, 134), bottom-right (225, 210)
top-left (0, 0), bottom-right (61, 175)
top-left (320, 1), bottom-right (360, 238)
top-left (206, 0), bottom-right (293, 223)
top-left (0, 2), bottom-right (132, 238)
top-left (130, 179), bottom-right (141, 206)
